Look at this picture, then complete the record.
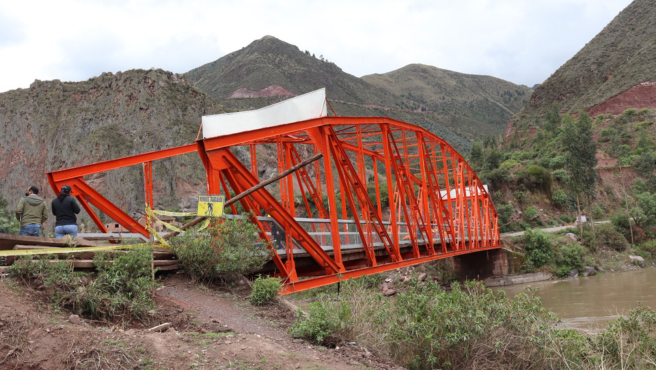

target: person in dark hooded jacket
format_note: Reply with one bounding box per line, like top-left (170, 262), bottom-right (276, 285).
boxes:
top-left (15, 186), bottom-right (48, 236)
top-left (51, 185), bottom-right (80, 239)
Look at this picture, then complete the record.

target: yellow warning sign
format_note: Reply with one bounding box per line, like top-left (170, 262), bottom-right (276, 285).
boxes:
top-left (197, 195), bottom-right (225, 217)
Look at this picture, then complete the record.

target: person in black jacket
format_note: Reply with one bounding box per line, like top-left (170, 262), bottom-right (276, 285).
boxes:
top-left (51, 185), bottom-right (80, 239)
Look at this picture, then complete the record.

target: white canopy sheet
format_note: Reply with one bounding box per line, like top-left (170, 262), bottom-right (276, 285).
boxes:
top-left (202, 88), bottom-right (327, 139)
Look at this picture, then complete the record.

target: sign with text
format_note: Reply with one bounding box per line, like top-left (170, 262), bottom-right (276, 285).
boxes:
top-left (197, 195), bottom-right (225, 217)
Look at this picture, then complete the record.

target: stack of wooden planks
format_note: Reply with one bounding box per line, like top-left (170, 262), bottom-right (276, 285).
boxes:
top-left (0, 234), bottom-right (179, 273)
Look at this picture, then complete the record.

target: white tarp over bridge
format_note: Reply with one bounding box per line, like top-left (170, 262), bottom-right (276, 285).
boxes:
top-left (202, 88), bottom-right (328, 139)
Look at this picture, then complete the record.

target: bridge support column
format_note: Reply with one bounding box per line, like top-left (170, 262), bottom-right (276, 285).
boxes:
top-left (451, 249), bottom-right (522, 280)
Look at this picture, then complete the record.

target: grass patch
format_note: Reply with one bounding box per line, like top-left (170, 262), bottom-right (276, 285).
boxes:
top-left (8, 247), bottom-right (158, 323)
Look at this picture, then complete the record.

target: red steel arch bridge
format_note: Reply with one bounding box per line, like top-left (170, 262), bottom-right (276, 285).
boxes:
top-left (47, 92), bottom-right (500, 294)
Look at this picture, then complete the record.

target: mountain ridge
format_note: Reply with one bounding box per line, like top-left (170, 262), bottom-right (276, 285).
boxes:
top-left (185, 36), bottom-right (532, 152)
top-left (508, 0), bottom-right (656, 135)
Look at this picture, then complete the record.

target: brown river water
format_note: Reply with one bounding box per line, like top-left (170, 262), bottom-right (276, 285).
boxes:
top-left (497, 268), bottom-right (656, 333)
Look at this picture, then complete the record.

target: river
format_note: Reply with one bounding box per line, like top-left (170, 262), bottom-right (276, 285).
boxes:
top-left (497, 268), bottom-right (656, 333)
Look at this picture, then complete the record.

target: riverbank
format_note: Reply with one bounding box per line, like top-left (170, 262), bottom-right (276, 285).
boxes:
top-left (287, 275), bottom-right (656, 369)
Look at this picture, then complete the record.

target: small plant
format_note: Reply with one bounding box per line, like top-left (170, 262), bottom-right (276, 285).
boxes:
top-left (250, 276), bottom-right (281, 306)
top-left (170, 216), bottom-right (271, 283)
top-left (288, 298), bottom-right (351, 344)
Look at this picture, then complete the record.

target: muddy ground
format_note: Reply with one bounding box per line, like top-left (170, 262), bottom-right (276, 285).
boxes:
top-left (0, 273), bottom-right (403, 370)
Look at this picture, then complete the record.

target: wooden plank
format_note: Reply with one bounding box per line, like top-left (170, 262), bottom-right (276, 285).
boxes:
top-left (0, 234), bottom-right (104, 250)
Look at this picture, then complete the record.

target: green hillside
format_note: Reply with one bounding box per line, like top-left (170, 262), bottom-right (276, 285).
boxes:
top-left (511, 0), bottom-right (656, 125)
top-left (362, 63), bottom-right (532, 145)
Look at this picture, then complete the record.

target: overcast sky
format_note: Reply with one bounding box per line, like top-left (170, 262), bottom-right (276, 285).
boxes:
top-left (0, 0), bottom-right (632, 93)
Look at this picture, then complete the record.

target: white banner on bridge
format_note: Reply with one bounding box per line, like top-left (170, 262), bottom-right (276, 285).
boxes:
top-left (440, 184), bottom-right (489, 199)
top-left (202, 88), bottom-right (328, 139)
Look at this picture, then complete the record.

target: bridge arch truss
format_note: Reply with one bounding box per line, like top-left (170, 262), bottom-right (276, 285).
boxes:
top-left (47, 116), bottom-right (500, 294)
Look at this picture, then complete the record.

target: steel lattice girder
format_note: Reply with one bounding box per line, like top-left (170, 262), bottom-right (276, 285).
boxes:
top-left (47, 116), bottom-right (500, 294)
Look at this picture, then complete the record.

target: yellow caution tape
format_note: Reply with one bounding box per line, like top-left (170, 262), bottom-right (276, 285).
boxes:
top-left (197, 218), bottom-right (211, 231)
top-left (0, 244), bottom-right (144, 257)
top-left (145, 208), bottom-right (185, 234)
top-left (152, 210), bottom-right (197, 217)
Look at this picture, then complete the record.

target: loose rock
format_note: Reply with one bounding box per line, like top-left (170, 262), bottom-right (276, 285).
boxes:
top-left (629, 255), bottom-right (645, 266)
top-left (382, 289), bottom-right (397, 297)
top-left (68, 315), bottom-right (82, 325)
top-left (565, 233), bottom-right (578, 242)
top-left (580, 266), bottom-right (596, 277)
top-left (418, 273), bottom-right (427, 282)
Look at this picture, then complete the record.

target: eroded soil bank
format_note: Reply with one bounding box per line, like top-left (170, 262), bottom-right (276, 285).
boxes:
top-left (0, 273), bottom-right (402, 370)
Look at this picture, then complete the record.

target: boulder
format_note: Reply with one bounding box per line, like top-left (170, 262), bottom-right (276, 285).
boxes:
top-left (382, 289), bottom-right (397, 297)
top-left (567, 269), bottom-right (579, 279)
top-left (68, 315), bottom-right (82, 325)
top-left (418, 273), bottom-right (428, 282)
top-left (580, 266), bottom-right (596, 277)
top-left (629, 255), bottom-right (645, 266)
top-left (565, 233), bottom-right (578, 242)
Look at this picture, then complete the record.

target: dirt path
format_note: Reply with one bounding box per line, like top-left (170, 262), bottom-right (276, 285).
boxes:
top-left (501, 220), bottom-right (610, 238)
top-left (0, 273), bottom-right (404, 370)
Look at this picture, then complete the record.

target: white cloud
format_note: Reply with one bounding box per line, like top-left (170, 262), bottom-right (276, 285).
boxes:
top-left (0, 0), bottom-right (633, 92)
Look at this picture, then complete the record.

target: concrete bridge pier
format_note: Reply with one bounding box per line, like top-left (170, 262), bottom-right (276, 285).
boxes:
top-left (451, 249), bottom-right (523, 281)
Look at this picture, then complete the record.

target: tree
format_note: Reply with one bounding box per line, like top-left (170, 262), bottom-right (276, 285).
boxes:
top-left (470, 141), bottom-right (483, 169)
top-left (562, 112), bottom-right (597, 235)
top-left (545, 102), bottom-right (561, 131)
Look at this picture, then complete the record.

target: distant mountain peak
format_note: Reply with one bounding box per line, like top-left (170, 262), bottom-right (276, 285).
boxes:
top-left (185, 36), bottom-right (531, 152)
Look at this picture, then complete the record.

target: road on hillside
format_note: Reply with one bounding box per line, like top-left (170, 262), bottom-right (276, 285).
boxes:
top-left (501, 220), bottom-right (611, 238)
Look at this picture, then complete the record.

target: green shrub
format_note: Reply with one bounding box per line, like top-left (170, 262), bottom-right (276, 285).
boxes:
top-left (592, 205), bottom-right (605, 219)
top-left (523, 229), bottom-right (554, 269)
top-left (549, 155), bottom-right (566, 169)
top-left (486, 167), bottom-right (512, 189)
top-left (560, 214), bottom-right (576, 224)
top-left (288, 297), bottom-right (352, 344)
top-left (580, 223), bottom-right (629, 252)
top-left (523, 205), bottom-right (539, 221)
top-left (555, 243), bottom-right (587, 277)
top-left (513, 190), bottom-right (527, 203)
top-left (611, 213), bottom-right (633, 241)
top-left (499, 159), bottom-right (520, 171)
top-left (622, 108), bottom-right (637, 119)
top-left (517, 165), bottom-right (552, 193)
top-left (592, 304), bottom-right (656, 368)
top-left (250, 276), bottom-right (281, 306)
top-left (9, 248), bottom-right (157, 322)
top-left (496, 204), bottom-right (514, 232)
top-left (170, 217), bottom-right (271, 283)
top-left (600, 128), bottom-right (617, 142)
top-left (552, 169), bottom-right (568, 182)
top-left (635, 121), bottom-right (653, 130)
top-left (637, 240), bottom-right (656, 257)
top-left (552, 189), bottom-right (568, 208)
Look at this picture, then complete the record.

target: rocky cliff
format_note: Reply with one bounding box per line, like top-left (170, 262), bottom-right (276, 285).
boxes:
top-left (0, 69), bottom-right (222, 231)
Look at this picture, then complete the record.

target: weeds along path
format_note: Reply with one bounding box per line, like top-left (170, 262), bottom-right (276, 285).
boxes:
top-left (0, 273), bottom-right (402, 370)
